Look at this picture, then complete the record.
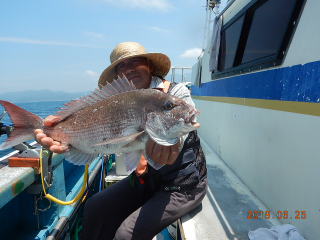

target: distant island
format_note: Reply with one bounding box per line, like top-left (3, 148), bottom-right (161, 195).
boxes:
top-left (0, 89), bottom-right (89, 103)
top-left (0, 73), bottom-right (193, 103)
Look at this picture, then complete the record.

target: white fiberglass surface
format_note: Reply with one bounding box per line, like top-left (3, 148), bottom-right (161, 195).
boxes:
top-left (194, 99), bottom-right (320, 240)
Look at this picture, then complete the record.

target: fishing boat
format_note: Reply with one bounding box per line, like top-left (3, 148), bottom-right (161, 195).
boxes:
top-left (177, 0), bottom-right (319, 239)
top-left (1, 0), bottom-right (319, 239)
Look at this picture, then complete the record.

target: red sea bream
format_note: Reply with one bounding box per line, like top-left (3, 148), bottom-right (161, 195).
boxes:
top-left (0, 77), bottom-right (200, 171)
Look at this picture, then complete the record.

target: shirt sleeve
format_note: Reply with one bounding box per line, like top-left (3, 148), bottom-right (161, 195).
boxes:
top-left (145, 83), bottom-right (195, 170)
top-left (169, 83), bottom-right (196, 149)
top-left (169, 83), bottom-right (195, 109)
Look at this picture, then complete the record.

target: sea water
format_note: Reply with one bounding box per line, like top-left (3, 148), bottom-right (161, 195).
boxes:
top-left (0, 100), bottom-right (66, 158)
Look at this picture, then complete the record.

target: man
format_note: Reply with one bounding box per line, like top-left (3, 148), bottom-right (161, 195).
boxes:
top-left (35, 42), bottom-right (207, 240)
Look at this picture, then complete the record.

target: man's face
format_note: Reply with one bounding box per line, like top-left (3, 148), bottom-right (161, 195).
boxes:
top-left (115, 57), bottom-right (154, 90)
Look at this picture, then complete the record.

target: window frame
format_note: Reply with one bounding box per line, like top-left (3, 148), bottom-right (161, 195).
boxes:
top-left (212, 0), bottom-right (306, 80)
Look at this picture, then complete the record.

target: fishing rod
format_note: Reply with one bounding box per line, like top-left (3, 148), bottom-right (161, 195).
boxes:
top-left (0, 110), bottom-right (13, 137)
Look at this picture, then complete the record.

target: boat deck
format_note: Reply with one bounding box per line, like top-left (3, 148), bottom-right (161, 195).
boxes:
top-left (0, 137), bottom-right (283, 239)
top-left (0, 143), bottom-right (40, 208)
top-left (179, 136), bottom-right (282, 239)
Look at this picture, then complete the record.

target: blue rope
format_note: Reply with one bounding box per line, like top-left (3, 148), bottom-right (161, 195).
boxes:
top-left (99, 155), bottom-right (104, 192)
top-left (106, 155), bottom-right (110, 176)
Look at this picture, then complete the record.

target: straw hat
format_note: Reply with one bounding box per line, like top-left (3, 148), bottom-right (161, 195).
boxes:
top-left (98, 42), bottom-right (171, 88)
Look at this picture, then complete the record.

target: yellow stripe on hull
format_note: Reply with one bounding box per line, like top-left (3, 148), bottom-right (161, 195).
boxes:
top-left (192, 96), bottom-right (320, 117)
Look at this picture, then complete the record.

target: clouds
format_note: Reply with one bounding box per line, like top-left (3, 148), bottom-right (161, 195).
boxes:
top-left (83, 31), bottom-right (108, 43)
top-left (102, 0), bottom-right (173, 11)
top-left (179, 48), bottom-right (202, 58)
top-left (0, 0), bottom-right (216, 94)
top-left (146, 26), bottom-right (170, 33)
top-left (85, 70), bottom-right (99, 77)
top-left (0, 37), bottom-right (107, 48)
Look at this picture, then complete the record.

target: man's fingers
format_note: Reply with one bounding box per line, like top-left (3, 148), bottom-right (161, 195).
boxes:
top-left (34, 129), bottom-right (44, 135)
top-left (152, 143), bottom-right (163, 159)
top-left (164, 140), bottom-right (180, 165)
top-left (50, 145), bottom-right (68, 154)
top-left (159, 146), bottom-right (171, 163)
top-left (40, 137), bottom-right (68, 153)
top-left (35, 131), bottom-right (46, 144)
top-left (40, 137), bottom-right (59, 147)
top-left (34, 127), bottom-right (68, 154)
top-left (146, 138), bottom-right (156, 156)
top-left (39, 137), bottom-right (55, 149)
top-left (167, 143), bottom-right (180, 165)
top-left (146, 138), bottom-right (181, 165)
top-left (43, 115), bottom-right (60, 127)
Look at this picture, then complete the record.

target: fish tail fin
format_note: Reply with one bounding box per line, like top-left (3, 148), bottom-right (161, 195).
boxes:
top-left (0, 100), bottom-right (43, 150)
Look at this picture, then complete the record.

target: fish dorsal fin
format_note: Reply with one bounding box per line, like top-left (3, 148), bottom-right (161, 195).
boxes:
top-left (53, 75), bottom-right (136, 124)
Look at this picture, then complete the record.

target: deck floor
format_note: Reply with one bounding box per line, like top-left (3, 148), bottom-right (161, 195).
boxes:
top-left (180, 136), bottom-right (282, 240)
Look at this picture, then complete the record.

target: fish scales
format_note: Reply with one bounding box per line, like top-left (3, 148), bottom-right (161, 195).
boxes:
top-left (0, 76), bottom-right (200, 169)
top-left (46, 90), bottom-right (156, 154)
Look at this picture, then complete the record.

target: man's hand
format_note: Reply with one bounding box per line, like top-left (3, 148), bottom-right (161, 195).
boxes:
top-left (146, 138), bottom-right (180, 165)
top-left (34, 115), bottom-right (69, 154)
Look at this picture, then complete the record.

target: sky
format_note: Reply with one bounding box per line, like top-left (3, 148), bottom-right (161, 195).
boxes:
top-left (0, 0), bottom-right (227, 94)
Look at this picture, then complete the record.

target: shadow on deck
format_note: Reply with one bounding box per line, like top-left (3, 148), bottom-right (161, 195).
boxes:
top-left (180, 136), bottom-right (281, 240)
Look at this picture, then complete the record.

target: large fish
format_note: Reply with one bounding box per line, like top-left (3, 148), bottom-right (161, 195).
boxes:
top-left (0, 76), bottom-right (200, 171)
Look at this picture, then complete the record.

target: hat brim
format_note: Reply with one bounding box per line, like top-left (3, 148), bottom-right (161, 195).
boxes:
top-left (98, 52), bottom-right (171, 88)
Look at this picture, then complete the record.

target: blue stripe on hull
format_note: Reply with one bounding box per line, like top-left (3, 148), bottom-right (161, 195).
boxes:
top-left (191, 60), bottom-right (320, 103)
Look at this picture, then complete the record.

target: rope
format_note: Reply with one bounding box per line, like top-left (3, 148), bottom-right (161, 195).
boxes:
top-left (40, 148), bottom-right (88, 205)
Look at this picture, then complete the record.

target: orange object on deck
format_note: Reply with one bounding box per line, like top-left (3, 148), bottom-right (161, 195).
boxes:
top-left (8, 157), bottom-right (39, 168)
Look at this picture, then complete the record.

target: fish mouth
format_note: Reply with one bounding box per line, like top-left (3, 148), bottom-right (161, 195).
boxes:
top-left (188, 109), bottom-right (200, 123)
top-left (187, 109), bottom-right (201, 128)
top-left (191, 122), bottom-right (201, 128)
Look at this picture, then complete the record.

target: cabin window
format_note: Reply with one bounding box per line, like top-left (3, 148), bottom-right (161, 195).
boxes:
top-left (219, 15), bottom-right (245, 71)
top-left (213, 0), bottom-right (306, 79)
top-left (241, 0), bottom-right (295, 64)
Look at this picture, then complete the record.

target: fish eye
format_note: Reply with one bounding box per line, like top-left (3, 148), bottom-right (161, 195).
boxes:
top-left (163, 101), bottom-right (174, 110)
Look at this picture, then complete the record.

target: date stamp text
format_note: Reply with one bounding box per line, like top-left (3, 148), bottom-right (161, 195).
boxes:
top-left (247, 211), bottom-right (306, 219)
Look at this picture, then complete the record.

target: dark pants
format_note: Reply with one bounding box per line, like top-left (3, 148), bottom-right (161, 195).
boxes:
top-left (80, 175), bottom-right (207, 240)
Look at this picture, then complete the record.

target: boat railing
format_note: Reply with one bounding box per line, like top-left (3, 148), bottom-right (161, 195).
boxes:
top-left (170, 67), bottom-right (192, 90)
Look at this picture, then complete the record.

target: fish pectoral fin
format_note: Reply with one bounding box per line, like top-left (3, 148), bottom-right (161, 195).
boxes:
top-left (122, 132), bottom-right (148, 148)
top-left (64, 148), bottom-right (96, 166)
top-left (122, 150), bottom-right (144, 173)
top-left (90, 131), bottom-right (145, 147)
